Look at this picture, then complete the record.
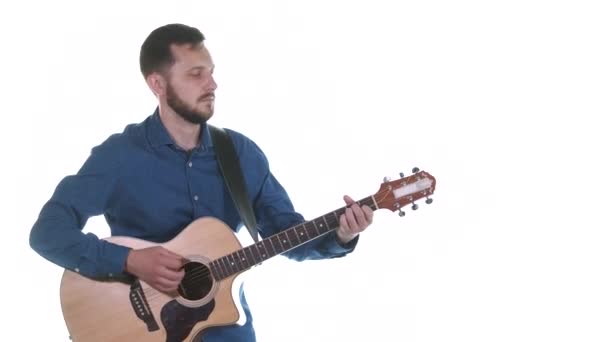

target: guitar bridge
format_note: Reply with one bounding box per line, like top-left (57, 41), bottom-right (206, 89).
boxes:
top-left (129, 280), bottom-right (160, 332)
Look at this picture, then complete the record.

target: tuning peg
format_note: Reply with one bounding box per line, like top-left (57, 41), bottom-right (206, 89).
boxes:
top-left (425, 197), bottom-right (433, 204)
top-left (398, 208), bottom-right (405, 217)
top-left (412, 167), bottom-right (420, 173)
top-left (399, 172), bottom-right (405, 178)
top-left (412, 203), bottom-right (419, 210)
top-left (383, 176), bottom-right (391, 183)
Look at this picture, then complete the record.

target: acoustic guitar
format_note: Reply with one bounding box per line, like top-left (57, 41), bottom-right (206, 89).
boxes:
top-left (59, 169), bottom-right (436, 341)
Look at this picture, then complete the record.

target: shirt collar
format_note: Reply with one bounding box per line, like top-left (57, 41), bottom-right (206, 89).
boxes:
top-left (147, 106), bottom-right (214, 150)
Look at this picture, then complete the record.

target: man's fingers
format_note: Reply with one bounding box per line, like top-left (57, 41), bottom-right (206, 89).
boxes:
top-left (351, 204), bottom-right (367, 227)
top-left (345, 207), bottom-right (358, 231)
top-left (161, 247), bottom-right (185, 260)
top-left (363, 206), bottom-right (374, 223)
top-left (343, 195), bottom-right (355, 206)
top-left (340, 213), bottom-right (348, 230)
top-left (160, 251), bottom-right (187, 270)
top-left (156, 276), bottom-right (181, 292)
top-left (159, 266), bottom-right (185, 282)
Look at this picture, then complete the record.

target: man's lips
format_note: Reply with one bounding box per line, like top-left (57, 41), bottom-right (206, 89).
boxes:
top-left (199, 94), bottom-right (215, 102)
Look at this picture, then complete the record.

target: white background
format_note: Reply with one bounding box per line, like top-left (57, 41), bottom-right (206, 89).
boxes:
top-left (1, 1), bottom-right (607, 341)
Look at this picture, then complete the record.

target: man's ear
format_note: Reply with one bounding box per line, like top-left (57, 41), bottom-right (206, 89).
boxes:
top-left (145, 72), bottom-right (167, 97)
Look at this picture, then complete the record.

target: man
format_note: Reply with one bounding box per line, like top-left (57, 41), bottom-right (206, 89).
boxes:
top-left (29, 23), bottom-right (373, 341)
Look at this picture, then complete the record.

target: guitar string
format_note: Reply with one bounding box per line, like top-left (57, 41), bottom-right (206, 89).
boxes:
top-left (140, 196), bottom-right (382, 299)
top-left (102, 185), bottom-right (426, 313)
top-left (158, 200), bottom-right (365, 286)
top-left (140, 196), bottom-right (381, 298)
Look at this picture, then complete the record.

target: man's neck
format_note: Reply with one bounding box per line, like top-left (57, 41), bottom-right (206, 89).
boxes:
top-left (158, 104), bottom-right (201, 151)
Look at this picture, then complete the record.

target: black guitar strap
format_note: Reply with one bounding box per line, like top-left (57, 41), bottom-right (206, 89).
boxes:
top-left (208, 125), bottom-right (259, 243)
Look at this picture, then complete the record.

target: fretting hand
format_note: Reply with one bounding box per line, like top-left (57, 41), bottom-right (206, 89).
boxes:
top-left (337, 195), bottom-right (374, 244)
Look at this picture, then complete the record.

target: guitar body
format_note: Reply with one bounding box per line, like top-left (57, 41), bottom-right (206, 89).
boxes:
top-left (60, 217), bottom-right (246, 342)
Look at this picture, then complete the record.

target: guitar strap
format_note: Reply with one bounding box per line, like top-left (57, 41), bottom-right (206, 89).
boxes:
top-left (208, 124), bottom-right (259, 243)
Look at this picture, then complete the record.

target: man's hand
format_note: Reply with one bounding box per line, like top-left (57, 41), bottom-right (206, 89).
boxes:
top-left (337, 195), bottom-right (374, 245)
top-left (125, 246), bottom-right (186, 294)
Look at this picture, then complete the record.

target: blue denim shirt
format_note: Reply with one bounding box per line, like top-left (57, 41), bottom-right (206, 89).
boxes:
top-left (29, 108), bottom-right (358, 341)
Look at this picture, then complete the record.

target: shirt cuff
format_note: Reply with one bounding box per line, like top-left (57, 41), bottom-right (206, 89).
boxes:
top-left (326, 231), bottom-right (359, 255)
top-left (101, 241), bottom-right (132, 279)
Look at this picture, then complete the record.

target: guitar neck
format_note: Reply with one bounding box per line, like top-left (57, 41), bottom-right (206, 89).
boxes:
top-left (209, 196), bottom-right (378, 280)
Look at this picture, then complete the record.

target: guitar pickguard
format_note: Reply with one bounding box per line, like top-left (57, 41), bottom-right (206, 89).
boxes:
top-left (160, 299), bottom-right (216, 342)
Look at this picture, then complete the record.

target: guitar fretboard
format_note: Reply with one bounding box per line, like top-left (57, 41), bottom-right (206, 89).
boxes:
top-left (209, 196), bottom-right (377, 280)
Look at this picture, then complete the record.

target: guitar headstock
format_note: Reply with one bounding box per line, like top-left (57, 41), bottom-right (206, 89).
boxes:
top-left (374, 167), bottom-right (436, 216)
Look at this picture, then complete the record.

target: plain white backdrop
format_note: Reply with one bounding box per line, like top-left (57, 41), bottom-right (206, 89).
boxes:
top-left (1, 1), bottom-right (607, 341)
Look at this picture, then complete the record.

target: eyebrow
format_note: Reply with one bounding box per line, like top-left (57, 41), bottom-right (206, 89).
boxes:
top-left (188, 65), bottom-right (215, 72)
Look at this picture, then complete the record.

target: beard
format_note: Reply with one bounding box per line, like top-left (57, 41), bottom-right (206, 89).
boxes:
top-left (166, 83), bottom-right (214, 125)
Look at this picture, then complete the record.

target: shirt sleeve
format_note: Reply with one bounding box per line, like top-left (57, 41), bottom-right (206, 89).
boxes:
top-left (29, 136), bottom-right (131, 280)
top-left (254, 171), bottom-right (359, 262)
top-left (242, 136), bottom-right (359, 262)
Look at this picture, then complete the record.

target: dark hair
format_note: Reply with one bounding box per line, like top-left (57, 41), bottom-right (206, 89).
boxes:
top-left (139, 23), bottom-right (205, 78)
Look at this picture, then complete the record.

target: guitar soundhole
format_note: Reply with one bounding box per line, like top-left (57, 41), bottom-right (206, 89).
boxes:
top-left (178, 261), bottom-right (213, 301)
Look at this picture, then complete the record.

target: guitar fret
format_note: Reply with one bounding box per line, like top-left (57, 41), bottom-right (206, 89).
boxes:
top-left (226, 255), bottom-right (235, 274)
top-left (335, 207), bottom-right (346, 218)
top-left (322, 215), bottom-right (330, 230)
top-left (311, 220), bottom-right (321, 235)
top-left (265, 238), bottom-right (277, 257)
top-left (257, 241), bottom-right (268, 259)
top-left (299, 224), bottom-right (310, 240)
top-left (275, 234), bottom-right (283, 251)
top-left (326, 212), bottom-right (339, 228)
top-left (244, 246), bottom-right (257, 266)
top-left (295, 224), bottom-right (307, 242)
top-left (234, 252), bottom-right (242, 269)
top-left (271, 235), bottom-right (283, 254)
top-left (210, 260), bottom-right (221, 280)
top-left (262, 239), bottom-right (274, 258)
top-left (313, 217), bottom-right (328, 235)
top-left (215, 259), bottom-right (225, 279)
top-left (305, 222), bottom-right (316, 239)
top-left (237, 250), bottom-right (249, 269)
top-left (279, 231), bottom-right (291, 250)
top-left (332, 211), bottom-right (340, 225)
top-left (361, 196), bottom-right (376, 210)
top-left (249, 244), bottom-right (261, 264)
top-left (286, 228), bottom-right (298, 247)
top-left (219, 257), bottom-right (229, 278)
top-left (229, 256), bottom-right (237, 274)
top-left (226, 253), bottom-right (237, 274)
top-left (257, 242), bottom-right (267, 260)
top-left (293, 226), bottom-right (302, 245)
top-left (215, 261), bottom-right (225, 280)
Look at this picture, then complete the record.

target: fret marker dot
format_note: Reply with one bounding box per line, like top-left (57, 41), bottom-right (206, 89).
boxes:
top-left (283, 240), bottom-right (286, 243)
top-left (241, 258), bottom-right (245, 261)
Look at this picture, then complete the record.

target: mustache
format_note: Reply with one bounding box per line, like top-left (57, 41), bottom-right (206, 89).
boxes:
top-left (198, 93), bottom-right (215, 102)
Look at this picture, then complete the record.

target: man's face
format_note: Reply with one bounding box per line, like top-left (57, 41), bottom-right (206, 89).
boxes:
top-left (164, 43), bottom-right (217, 124)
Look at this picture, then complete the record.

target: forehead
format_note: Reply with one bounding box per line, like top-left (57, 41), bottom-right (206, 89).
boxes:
top-left (169, 43), bottom-right (213, 70)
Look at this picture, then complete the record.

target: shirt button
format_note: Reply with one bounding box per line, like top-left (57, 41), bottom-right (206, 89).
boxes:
top-left (194, 195), bottom-right (199, 201)
top-left (188, 162), bottom-right (193, 167)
